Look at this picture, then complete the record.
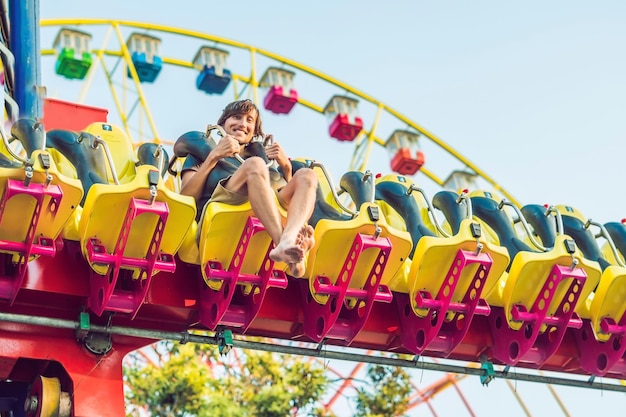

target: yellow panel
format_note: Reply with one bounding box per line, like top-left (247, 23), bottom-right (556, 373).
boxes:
top-left (47, 148), bottom-right (78, 179)
top-left (79, 165), bottom-right (197, 275)
top-left (305, 202), bottom-right (413, 305)
top-left (404, 218), bottom-right (510, 317)
top-left (498, 235), bottom-right (601, 331)
top-left (198, 199), bottom-right (287, 290)
top-left (83, 122), bottom-right (137, 184)
top-left (177, 220), bottom-right (199, 264)
top-left (601, 242), bottom-right (624, 266)
top-left (0, 150), bottom-right (83, 254)
top-left (580, 265), bottom-right (626, 342)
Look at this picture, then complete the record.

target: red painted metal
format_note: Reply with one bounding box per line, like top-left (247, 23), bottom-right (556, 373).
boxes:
top-left (42, 98), bottom-right (108, 131)
top-left (0, 323), bottom-right (151, 417)
top-left (573, 313), bottom-right (626, 376)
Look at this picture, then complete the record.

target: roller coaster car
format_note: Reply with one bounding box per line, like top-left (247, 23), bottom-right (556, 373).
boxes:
top-left (298, 168), bottom-right (413, 344)
top-left (171, 130), bottom-right (412, 345)
top-left (538, 205), bottom-right (626, 376)
top-left (0, 119), bottom-right (83, 304)
top-left (374, 178), bottom-right (509, 356)
top-left (46, 122), bottom-right (196, 318)
top-left (465, 193), bottom-right (600, 367)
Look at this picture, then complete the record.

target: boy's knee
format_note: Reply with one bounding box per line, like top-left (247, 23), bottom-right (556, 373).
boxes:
top-left (243, 156), bottom-right (267, 170)
top-left (242, 157), bottom-right (270, 178)
top-left (295, 168), bottom-right (318, 188)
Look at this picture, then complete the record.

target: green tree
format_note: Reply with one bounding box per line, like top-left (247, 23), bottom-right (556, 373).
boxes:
top-left (354, 364), bottom-right (412, 417)
top-left (124, 340), bottom-right (330, 417)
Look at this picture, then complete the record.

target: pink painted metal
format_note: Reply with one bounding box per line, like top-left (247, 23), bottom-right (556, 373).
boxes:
top-left (488, 264), bottom-right (587, 366)
top-left (0, 179), bottom-right (62, 303)
top-left (300, 233), bottom-right (392, 344)
top-left (86, 197), bottom-right (173, 318)
top-left (395, 249), bottom-right (493, 356)
top-left (198, 216), bottom-right (288, 331)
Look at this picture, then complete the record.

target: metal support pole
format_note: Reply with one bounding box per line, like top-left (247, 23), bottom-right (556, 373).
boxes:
top-left (9, 0), bottom-right (41, 119)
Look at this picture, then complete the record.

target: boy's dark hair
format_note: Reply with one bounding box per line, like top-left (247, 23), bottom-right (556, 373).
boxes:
top-left (217, 99), bottom-right (264, 137)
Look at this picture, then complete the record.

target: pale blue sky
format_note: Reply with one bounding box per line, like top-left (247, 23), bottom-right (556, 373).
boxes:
top-left (36, 1), bottom-right (626, 415)
top-left (38, 1), bottom-right (626, 223)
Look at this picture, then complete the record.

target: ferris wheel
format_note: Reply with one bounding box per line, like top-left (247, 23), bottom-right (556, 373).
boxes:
top-left (38, 18), bottom-right (518, 205)
top-left (1, 16), bottom-right (625, 417)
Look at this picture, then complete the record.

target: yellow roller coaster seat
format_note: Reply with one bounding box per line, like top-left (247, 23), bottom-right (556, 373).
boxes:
top-left (79, 164), bottom-right (197, 276)
top-left (82, 122), bottom-right (137, 184)
top-left (177, 220), bottom-right (200, 264)
top-left (374, 174), bottom-right (438, 235)
top-left (601, 243), bottom-right (624, 266)
top-left (578, 265), bottom-right (626, 342)
top-left (198, 199), bottom-right (288, 290)
top-left (43, 147), bottom-right (83, 241)
top-left (399, 218), bottom-right (509, 317)
top-left (493, 234), bottom-right (601, 331)
top-left (46, 147), bottom-right (78, 180)
top-left (305, 202), bottom-right (413, 305)
top-left (0, 150), bottom-right (83, 257)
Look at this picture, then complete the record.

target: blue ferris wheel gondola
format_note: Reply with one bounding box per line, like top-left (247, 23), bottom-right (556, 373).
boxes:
top-left (196, 65), bottom-right (231, 94)
top-left (127, 51), bottom-right (163, 83)
top-left (126, 32), bottom-right (163, 83)
top-left (193, 46), bottom-right (232, 95)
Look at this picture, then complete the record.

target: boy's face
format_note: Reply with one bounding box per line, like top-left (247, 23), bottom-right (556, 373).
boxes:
top-left (224, 109), bottom-right (257, 144)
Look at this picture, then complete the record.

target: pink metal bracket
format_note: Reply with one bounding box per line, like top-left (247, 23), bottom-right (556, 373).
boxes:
top-left (87, 197), bottom-right (173, 318)
top-left (488, 263), bottom-right (587, 366)
top-left (574, 312), bottom-right (626, 376)
top-left (0, 179), bottom-right (62, 304)
top-left (394, 249), bottom-right (493, 355)
top-left (300, 233), bottom-right (392, 344)
top-left (198, 216), bottom-right (288, 332)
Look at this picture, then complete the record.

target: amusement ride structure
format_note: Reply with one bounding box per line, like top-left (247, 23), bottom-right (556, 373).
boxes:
top-left (1, 2), bottom-right (626, 416)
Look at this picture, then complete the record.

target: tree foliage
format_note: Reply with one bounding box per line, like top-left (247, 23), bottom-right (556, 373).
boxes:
top-left (354, 364), bottom-right (412, 417)
top-left (124, 340), bottom-right (330, 417)
top-left (124, 339), bottom-right (414, 417)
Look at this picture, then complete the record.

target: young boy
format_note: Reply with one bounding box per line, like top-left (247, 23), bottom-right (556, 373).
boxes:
top-left (181, 99), bottom-right (317, 277)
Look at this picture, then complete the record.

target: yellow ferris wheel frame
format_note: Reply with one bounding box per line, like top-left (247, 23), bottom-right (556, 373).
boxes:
top-left (40, 18), bottom-right (518, 206)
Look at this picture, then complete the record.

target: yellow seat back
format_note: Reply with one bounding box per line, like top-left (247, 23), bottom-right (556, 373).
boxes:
top-left (83, 122), bottom-right (137, 184)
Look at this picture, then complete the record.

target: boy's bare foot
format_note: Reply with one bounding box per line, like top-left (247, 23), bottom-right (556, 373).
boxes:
top-left (287, 225), bottom-right (315, 278)
top-left (269, 241), bottom-right (304, 264)
top-left (297, 224), bottom-right (315, 253)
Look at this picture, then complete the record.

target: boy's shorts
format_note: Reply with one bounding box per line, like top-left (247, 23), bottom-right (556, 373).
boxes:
top-left (195, 176), bottom-right (287, 242)
top-left (209, 176), bottom-right (248, 205)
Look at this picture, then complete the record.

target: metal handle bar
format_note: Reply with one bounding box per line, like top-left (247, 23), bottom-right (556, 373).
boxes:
top-left (206, 124), bottom-right (274, 168)
top-left (584, 218), bottom-right (626, 268)
top-left (407, 184), bottom-right (451, 238)
top-left (498, 199), bottom-right (549, 252)
top-left (309, 160), bottom-right (358, 217)
top-left (78, 133), bottom-right (120, 185)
